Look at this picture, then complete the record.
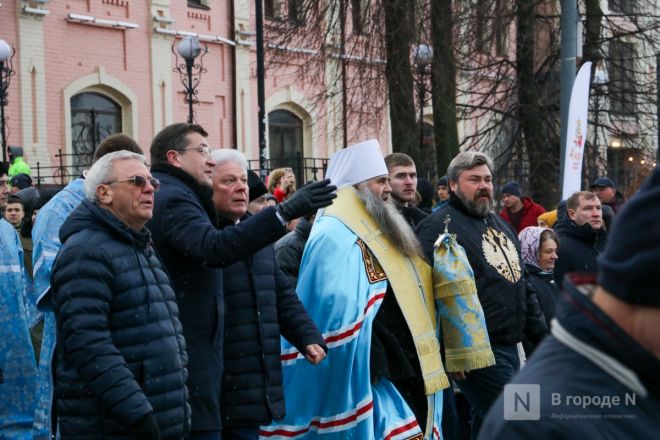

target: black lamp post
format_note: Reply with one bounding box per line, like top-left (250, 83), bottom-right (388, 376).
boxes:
top-left (173, 36), bottom-right (207, 123)
top-left (255, 0), bottom-right (267, 180)
top-left (0, 39), bottom-right (15, 164)
top-left (413, 44), bottom-right (433, 173)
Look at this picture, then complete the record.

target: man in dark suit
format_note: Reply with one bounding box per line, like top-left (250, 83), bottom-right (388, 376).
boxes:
top-left (147, 123), bottom-right (335, 440)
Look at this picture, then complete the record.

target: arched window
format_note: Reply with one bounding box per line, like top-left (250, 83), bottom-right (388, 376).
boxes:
top-left (70, 92), bottom-right (122, 173)
top-left (268, 109), bottom-right (304, 178)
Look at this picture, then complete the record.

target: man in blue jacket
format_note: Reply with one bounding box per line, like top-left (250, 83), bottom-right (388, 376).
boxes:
top-left (147, 123), bottom-right (336, 440)
top-left (51, 151), bottom-right (188, 439)
top-left (480, 167), bottom-right (660, 439)
top-left (31, 134), bottom-right (143, 439)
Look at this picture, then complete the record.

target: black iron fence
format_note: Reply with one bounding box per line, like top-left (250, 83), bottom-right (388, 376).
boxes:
top-left (247, 153), bottom-right (329, 185)
top-left (32, 150), bottom-right (329, 190)
top-left (33, 150), bottom-right (82, 190)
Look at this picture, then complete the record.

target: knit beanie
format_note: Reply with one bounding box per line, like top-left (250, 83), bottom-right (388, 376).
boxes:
top-left (501, 181), bottom-right (521, 198)
top-left (247, 170), bottom-right (268, 202)
top-left (437, 175), bottom-right (448, 187)
top-left (537, 210), bottom-right (557, 228)
top-left (598, 168), bottom-right (660, 307)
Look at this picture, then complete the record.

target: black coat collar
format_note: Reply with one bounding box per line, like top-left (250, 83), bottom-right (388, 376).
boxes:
top-left (151, 163), bottom-right (218, 227)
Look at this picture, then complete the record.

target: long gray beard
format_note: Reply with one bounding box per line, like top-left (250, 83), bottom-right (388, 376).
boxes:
top-left (356, 186), bottom-right (424, 260)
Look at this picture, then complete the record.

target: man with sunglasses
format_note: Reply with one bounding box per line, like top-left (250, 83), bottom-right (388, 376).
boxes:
top-left (31, 133), bottom-right (144, 440)
top-left (50, 151), bottom-right (188, 440)
top-left (147, 123), bottom-right (336, 440)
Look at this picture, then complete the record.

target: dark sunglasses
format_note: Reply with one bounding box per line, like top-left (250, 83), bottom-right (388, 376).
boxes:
top-left (107, 175), bottom-right (161, 191)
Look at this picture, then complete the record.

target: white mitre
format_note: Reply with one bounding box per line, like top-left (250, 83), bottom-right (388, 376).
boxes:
top-left (324, 139), bottom-right (389, 188)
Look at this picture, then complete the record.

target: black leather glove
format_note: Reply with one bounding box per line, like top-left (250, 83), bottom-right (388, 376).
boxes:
top-left (128, 413), bottom-right (161, 440)
top-left (277, 179), bottom-right (337, 221)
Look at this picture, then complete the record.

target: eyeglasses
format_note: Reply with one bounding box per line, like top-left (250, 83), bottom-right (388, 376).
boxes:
top-left (106, 175), bottom-right (161, 191)
top-left (176, 146), bottom-right (211, 158)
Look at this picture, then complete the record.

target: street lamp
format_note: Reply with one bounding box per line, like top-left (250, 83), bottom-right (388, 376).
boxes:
top-left (172, 36), bottom-right (208, 123)
top-left (0, 39), bottom-right (16, 164)
top-left (413, 44), bottom-right (433, 170)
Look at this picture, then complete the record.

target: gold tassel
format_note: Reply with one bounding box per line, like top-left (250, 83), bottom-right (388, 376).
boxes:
top-left (423, 372), bottom-right (450, 394)
top-left (444, 350), bottom-right (496, 372)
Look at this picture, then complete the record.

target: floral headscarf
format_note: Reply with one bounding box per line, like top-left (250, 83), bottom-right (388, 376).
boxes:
top-left (518, 226), bottom-right (553, 268)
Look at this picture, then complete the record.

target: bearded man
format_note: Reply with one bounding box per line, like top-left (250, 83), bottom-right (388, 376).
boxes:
top-left (261, 140), bottom-right (450, 439)
top-left (416, 151), bottom-right (547, 438)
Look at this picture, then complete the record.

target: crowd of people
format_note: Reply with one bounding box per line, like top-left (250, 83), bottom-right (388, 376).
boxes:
top-left (0, 126), bottom-right (657, 440)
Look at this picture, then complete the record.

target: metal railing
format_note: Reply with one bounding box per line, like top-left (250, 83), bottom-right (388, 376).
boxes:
top-left (33, 150), bottom-right (82, 189)
top-left (247, 153), bottom-right (329, 185)
top-left (32, 150), bottom-right (329, 189)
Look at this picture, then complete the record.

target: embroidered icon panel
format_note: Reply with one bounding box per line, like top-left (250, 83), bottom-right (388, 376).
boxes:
top-left (482, 226), bottom-right (522, 283)
top-left (356, 238), bottom-right (387, 284)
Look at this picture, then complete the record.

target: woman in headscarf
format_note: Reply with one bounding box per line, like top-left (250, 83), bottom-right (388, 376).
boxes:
top-left (519, 226), bottom-right (560, 327)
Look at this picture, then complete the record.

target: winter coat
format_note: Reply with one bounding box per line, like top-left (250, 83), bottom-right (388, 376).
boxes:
top-left (273, 217), bottom-right (311, 287)
top-left (416, 195), bottom-right (547, 347)
top-left (147, 165), bottom-right (286, 432)
top-left (525, 264), bottom-right (560, 328)
top-left (553, 219), bottom-right (607, 288)
top-left (51, 199), bottom-right (189, 439)
top-left (220, 215), bottom-right (326, 426)
top-left (397, 204), bottom-right (428, 229)
top-left (499, 197), bottom-right (546, 233)
top-left (605, 191), bottom-right (626, 215)
top-left (479, 276), bottom-right (660, 439)
top-left (8, 156), bottom-right (31, 179)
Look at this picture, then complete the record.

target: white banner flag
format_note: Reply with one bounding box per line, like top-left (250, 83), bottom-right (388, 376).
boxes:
top-left (562, 62), bottom-right (592, 200)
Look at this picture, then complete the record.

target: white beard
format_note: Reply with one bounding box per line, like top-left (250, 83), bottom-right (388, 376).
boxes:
top-left (356, 185), bottom-right (424, 260)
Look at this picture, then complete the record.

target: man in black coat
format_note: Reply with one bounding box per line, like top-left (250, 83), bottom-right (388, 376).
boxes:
top-left (147, 123), bottom-right (335, 440)
top-left (273, 214), bottom-right (313, 287)
top-left (416, 151), bottom-right (547, 438)
top-left (480, 168), bottom-right (660, 440)
top-left (51, 151), bottom-right (188, 439)
top-left (385, 152), bottom-right (428, 228)
top-left (554, 191), bottom-right (607, 288)
top-left (210, 149), bottom-right (326, 439)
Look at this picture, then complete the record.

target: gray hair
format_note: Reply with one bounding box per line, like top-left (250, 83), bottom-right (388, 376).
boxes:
top-left (84, 150), bottom-right (146, 201)
top-left (210, 148), bottom-right (249, 173)
top-left (447, 151), bottom-right (494, 183)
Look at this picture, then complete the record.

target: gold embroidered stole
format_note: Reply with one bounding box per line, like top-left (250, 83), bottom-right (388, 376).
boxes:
top-left (323, 187), bottom-right (449, 394)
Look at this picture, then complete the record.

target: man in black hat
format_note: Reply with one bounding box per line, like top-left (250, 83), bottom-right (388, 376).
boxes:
top-left (499, 181), bottom-right (546, 233)
top-left (479, 167), bottom-right (660, 439)
top-left (433, 175), bottom-right (451, 212)
top-left (9, 173), bottom-right (33, 194)
top-left (246, 170), bottom-right (270, 214)
top-left (590, 176), bottom-right (625, 215)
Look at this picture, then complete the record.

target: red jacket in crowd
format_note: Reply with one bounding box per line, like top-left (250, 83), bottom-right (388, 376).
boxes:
top-left (499, 197), bottom-right (546, 233)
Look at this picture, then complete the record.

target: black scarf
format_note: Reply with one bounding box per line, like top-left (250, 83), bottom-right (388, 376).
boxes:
top-left (150, 163), bottom-right (219, 227)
